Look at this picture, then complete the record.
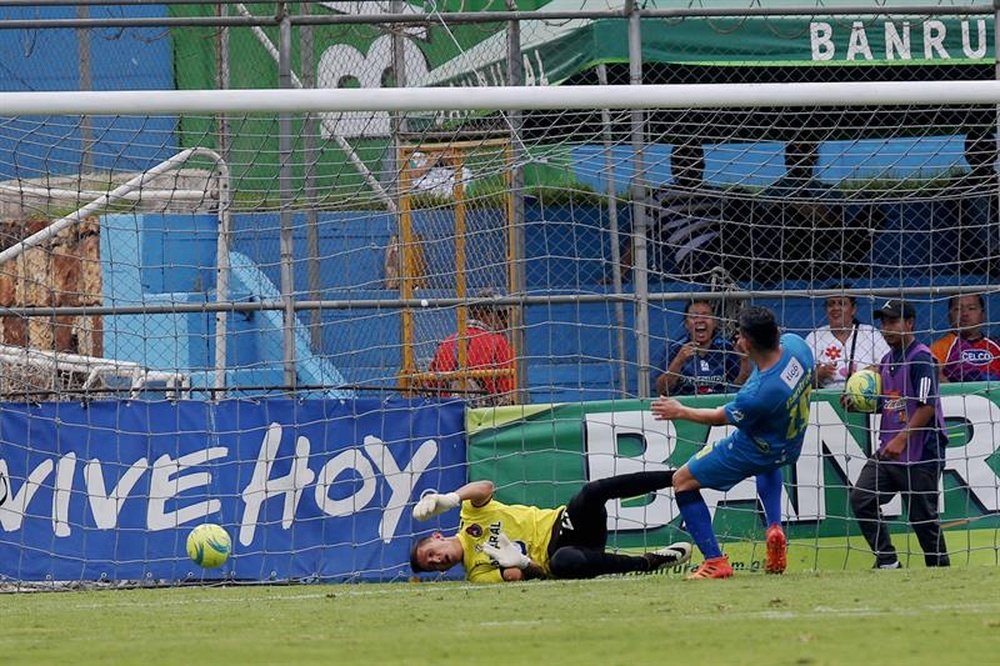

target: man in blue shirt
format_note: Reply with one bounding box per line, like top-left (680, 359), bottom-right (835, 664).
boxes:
top-left (652, 299), bottom-right (745, 396)
top-left (652, 306), bottom-right (814, 579)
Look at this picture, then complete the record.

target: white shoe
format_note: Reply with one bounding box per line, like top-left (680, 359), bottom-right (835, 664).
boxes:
top-left (644, 541), bottom-right (693, 570)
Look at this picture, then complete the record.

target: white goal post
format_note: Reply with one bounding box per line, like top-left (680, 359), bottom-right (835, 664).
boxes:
top-left (5, 80), bottom-right (1000, 116)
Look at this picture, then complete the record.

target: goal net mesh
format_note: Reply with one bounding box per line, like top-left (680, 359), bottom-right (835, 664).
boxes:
top-left (0, 2), bottom-right (998, 586)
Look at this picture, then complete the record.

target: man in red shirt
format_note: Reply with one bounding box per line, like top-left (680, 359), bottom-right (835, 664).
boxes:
top-left (428, 295), bottom-right (515, 403)
top-left (931, 294), bottom-right (1000, 382)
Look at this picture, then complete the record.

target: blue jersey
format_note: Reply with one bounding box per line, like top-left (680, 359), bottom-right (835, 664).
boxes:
top-left (651, 335), bottom-right (741, 395)
top-left (723, 333), bottom-right (815, 462)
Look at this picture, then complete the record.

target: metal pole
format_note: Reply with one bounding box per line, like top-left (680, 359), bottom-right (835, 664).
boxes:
top-left (391, 1), bottom-right (408, 138)
top-left (16, 82), bottom-right (1000, 115)
top-left (4, 283), bottom-right (987, 318)
top-left (627, 1), bottom-right (650, 398)
top-left (398, 149), bottom-right (417, 389)
top-left (302, 2), bottom-right (322, 351)
top-left (507, 1), bottom-right (527, 403)
top-left (277, 3), bottom-right (297, 391)
top-left (215, 1), bottom-right (231, 397)
top-left (5, 4), bottom-right (993, 27)
top-left (390, 0), bottom-right (409, 374)
top-left (76, 5), bottom-right (93, 174)
top-left (216, 3), bottom-right (230, 164)
top-left (597, 63), bottom-right (628, 399)
top-left (455, 152), bottom-right (469, 371)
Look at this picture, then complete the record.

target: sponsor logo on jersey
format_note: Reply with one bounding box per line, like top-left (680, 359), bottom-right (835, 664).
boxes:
top-left (883, 396), bottom-right (906, 412)
top-left (781, 357), bottom-right (805, 389)
top-left (961, 348), bottom-right (994, 365)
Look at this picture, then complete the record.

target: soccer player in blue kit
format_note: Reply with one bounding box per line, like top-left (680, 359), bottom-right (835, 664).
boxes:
top-left (652, 306), bottom-right (814, 579)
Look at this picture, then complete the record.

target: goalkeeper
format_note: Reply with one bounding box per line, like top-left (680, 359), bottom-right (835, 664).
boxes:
top-left (410, 472), bottom-right (692, 583)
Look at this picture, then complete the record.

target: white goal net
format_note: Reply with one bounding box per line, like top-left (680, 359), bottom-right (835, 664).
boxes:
top-left (0, 0), bottom-right (998, 585)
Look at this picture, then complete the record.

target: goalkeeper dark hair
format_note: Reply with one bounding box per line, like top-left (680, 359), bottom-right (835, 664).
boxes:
top-left (410, 536), bottom-right (434, 573)
top-left (738, 306), bottom-right (780, 351)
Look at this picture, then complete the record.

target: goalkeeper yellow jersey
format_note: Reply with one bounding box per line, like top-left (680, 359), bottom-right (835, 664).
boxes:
top-left (458, 498), bottom-right (563, 583)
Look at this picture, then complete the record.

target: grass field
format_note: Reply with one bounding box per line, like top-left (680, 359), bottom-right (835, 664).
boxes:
top-left (1, 566), bottom-right (998, 665)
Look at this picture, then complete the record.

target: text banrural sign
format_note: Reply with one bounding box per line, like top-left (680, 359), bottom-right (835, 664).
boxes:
top-left (467, 385), bottom-right (1000, 549)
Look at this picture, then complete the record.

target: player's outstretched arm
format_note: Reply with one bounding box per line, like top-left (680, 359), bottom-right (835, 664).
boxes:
top-left (651, 398), bottom-right (727, 425)
top-left (454, 480), bottom-right (495, 506)
top-left (412, 480), bottom-right (495, 521)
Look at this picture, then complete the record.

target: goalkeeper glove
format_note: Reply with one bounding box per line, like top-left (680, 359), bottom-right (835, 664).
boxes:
top-left (412, 491), bottom-right (462, 521)
top-left (482, 533), bottom-right (532, 569)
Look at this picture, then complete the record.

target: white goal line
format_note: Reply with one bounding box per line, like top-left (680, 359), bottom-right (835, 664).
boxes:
top-left (4, 80), bottom-right (1000, 116)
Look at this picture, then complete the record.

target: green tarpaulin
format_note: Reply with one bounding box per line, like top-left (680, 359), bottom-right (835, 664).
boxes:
top-left (424, 9), bottom-right (995, 89)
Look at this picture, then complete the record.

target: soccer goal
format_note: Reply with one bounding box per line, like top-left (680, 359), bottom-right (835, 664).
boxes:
top-left (1, 80), bottom-right (999, 585)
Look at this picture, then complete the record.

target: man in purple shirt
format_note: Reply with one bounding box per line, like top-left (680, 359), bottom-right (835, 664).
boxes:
top-left (847, 299), bottom-right (950, 569)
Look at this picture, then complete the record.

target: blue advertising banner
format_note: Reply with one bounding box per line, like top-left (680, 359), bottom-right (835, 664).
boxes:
top-left (0, 398), bottom-right (466, 583)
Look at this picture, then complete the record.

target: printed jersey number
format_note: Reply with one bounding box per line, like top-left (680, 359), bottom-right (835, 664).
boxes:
top-left (786, 386), bottom-right (812, 440)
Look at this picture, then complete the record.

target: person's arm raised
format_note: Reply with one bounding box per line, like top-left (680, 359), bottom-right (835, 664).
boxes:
top-left (412, 480), bottom-right (495, 521)
top-left (651, 397), bottom-right (727, 425)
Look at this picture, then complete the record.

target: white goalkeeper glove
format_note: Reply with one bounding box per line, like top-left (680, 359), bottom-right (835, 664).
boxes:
top-left (482, 533), bottom-right (532, 569)
top-left (412, 491), bottom-right (462, 521)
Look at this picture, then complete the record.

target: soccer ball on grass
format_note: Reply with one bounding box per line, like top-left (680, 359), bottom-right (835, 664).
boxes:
top-left (186, 523), bottom-right (232, 569)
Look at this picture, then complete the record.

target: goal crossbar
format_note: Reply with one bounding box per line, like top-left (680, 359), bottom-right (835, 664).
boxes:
top-left (5, 81), bottom-right (1000, 116)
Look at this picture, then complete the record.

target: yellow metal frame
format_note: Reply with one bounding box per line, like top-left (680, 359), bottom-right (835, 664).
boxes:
top-left (396, 139), bottom-right (517, 399)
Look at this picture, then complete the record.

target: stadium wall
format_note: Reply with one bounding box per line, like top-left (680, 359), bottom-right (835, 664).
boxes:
top-left (98, 210), bottom-right (1000, 401)
top-left (0, 4), bottom-right (177, 181)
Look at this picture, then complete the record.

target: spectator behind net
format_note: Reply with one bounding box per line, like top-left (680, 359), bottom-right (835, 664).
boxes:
top-left (805, 287), bottom-right (890, 390)
top-left (651, 298), bottom-right (748, 396)
top-left (931, 294), bottom-right (1000, 382)
top-left (427, 289), bottom-right (515, 404)
top-left (845, 298), bottom-right (951, 569)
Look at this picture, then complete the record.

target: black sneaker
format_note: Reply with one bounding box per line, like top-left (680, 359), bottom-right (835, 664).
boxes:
top-left (643, 541), bottom-right (693, 571)
top-left (874, 560), bottom-right (901, 569)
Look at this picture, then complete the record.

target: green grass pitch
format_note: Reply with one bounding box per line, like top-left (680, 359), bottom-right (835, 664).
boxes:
top-left (1, 566), bottom-right (998, 665)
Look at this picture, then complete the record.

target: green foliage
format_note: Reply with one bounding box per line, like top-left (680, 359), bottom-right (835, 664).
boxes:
top-left (2, 564), bottom-right (998, 664)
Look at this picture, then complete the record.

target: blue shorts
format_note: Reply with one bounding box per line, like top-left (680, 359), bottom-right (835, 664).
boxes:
top-left (686, 434), bottom-right (795, 492)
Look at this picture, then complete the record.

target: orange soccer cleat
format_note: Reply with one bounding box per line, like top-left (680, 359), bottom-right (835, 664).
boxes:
top-left (765, 523), bottom-right (787, 575)
top-left (686, 555), bottom-right (734, 580)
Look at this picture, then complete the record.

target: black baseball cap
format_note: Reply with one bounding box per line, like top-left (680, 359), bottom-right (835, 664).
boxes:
top-left (873, 298), bottom-right (916, 320)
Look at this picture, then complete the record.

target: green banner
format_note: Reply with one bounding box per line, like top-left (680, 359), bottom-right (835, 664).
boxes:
top-left (439, 16), bottom-right (995, 89)
top-left (468, 385), bottom-right (1000, 570)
